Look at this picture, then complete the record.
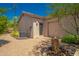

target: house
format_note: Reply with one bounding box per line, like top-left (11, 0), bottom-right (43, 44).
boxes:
top-left (18, 11), bottom-right (77, 38)
top-left (18, 11), bottom-right (45, 38)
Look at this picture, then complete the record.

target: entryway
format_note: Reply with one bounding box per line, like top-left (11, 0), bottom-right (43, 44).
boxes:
top-left (39, 23), bottom-right (43, 35)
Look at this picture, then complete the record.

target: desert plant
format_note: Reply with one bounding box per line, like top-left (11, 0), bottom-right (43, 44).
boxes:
top-left (7, 20), bottom-right (14, 28)
top-left (49, 4), bottom-right (79, 35)
top-left (61, 35), bottom-right (79, 44)
top-left (11, 30), bottom-right (19, 38)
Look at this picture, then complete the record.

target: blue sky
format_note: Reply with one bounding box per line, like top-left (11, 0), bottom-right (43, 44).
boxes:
top-left (0, 3), bottom-right (51, 20)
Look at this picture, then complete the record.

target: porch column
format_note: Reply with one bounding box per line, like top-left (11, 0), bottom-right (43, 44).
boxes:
top-left (33, 20), bottom-right (40, 38)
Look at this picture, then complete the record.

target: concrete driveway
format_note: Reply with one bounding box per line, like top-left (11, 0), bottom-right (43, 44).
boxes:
top-left (0, 34), bottom-right (49, 56)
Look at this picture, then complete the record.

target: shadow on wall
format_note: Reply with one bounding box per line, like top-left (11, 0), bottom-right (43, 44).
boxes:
top-left (0, 39), bottom-right (10, 47)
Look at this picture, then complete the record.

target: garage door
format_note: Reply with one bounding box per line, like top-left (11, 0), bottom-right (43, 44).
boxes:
top-left (48, 22), bottom-right (64, 37)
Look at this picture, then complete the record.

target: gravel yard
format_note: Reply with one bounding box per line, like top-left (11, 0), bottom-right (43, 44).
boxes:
top-left (0, 34), bottom-right (79, 56)
top-left (0, 34), bottom-right (49, 56)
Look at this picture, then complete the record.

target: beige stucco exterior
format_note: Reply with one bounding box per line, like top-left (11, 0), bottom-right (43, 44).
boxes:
top-left (18, 15), bottom-right (33, 37)
top-left (19, 12), bottom-right (79, 38)
top-left (18, 12), bottom-right (44, 38)
top-left (43, 18), bottom-right (66, 38)
top-left (43, 16), bottom-right (79, 38)
top-left (32, 19), bottom-right (40, 38)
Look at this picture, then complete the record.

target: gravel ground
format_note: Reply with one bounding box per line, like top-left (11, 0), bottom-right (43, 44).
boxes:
top-left (74, 49), bottom-right (79, 56)
top-left (30, 39), bottom-right (79, 56)
top-left (0, 34), bottom-right (49, 56)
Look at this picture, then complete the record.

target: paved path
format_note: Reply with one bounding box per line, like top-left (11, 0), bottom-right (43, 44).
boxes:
top-left (0, 34), bottom-right (49, 56)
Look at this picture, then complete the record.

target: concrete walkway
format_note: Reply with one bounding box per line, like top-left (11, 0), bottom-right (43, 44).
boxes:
top-left (0, 34), bottom-right (49, 56)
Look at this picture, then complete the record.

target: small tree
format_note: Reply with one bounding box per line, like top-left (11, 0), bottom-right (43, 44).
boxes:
top-left (0, 16), bottom-right (8, 34)
top-left (7, 20), bottom-right (14, 28)
top-left (49, 3), bottom-right (79, 39)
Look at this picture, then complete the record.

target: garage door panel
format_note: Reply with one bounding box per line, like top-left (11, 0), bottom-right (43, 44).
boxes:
top-left (48, 22), bottom-right (64, 37)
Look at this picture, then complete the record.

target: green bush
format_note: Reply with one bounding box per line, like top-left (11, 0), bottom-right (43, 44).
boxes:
top-left (11, 31), bottom-right (19, 38)
top-left (61, 35), bottom-right (79, 44)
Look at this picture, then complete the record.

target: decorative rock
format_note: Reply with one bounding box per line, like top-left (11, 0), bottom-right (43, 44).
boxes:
top-left (74, 49), bottom-right (79, 56)
top-left (31, 38), bottom-right (77, 56)
top-left (42, 52), bottom-right (47, 56)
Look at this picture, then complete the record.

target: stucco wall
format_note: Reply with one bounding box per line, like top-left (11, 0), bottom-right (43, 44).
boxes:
top-left (18, 15), bottom-right (43, 38)
top-left (43, 18), bottom-right (65, 37)
top-left (32, 18), bottom-right (44, 38)
top-left (33, 19), bottom-right (40, 38)
top-left (18, 16), bottom-right (33, 37)
top-left (43, 16), bottom-right (78, 38)
top-left (19, 14), bottom-right (79, 38)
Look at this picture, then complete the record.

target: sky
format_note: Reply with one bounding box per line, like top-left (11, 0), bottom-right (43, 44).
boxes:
top-left (0, 3), bottom-right (51, 20)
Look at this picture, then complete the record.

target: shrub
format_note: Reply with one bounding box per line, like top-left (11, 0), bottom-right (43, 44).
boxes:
top-left (61, 35), bottom-right (79, 44)
top-left (11, 30), bottom-right (19, 38)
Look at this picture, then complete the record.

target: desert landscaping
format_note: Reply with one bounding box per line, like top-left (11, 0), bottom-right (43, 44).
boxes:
top-left (0, 34), bottom-right (79, 56)
top-left (0, 3), bottom-right (79, 56)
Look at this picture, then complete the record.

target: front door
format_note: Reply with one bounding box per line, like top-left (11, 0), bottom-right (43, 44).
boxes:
top-left (39, 23), bottom-right (43, 35)
top-left (20, 31), bottom-right (26, 37)
top-left (19, 27), bottom-right (27, 37)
